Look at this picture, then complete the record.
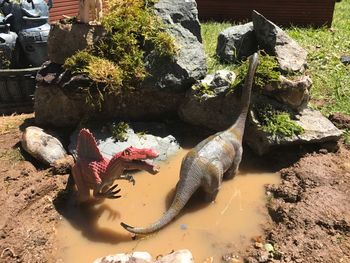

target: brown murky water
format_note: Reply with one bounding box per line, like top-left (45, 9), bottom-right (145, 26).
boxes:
top-left (57, 149), bottom-right (280, 262)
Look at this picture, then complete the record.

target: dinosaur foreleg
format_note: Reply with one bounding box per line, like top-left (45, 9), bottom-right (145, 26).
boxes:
top-left (93, 184), bottom-right (121, 199)
top-left (119, 173), bottom-right (136, 185)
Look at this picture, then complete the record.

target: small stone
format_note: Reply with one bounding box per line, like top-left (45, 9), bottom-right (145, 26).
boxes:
top-left (254, 242), bottom-right (264, 249)
top-left (203, 256), bottom-right (213, 263)
top-left (340, 55), bottom-right (350, 65)
top-left (319, 149), bottom-right (328, 154)
top-left (93, 252), bottom-right (152, 263)
top-left (212, 70), bottom-right (236, 87)
top-left (258, 251), bottom-right (270, 263)
top-left (180, 224), bottom-right (188, 230)
top-left (216, 22), bottom-right (258, 63)
top-left (264, 243), bottom-right (274, 252)
top-left (156, 250), bottom-right (194, 263)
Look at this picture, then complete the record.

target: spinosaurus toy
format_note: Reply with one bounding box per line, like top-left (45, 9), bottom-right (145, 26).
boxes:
top-left (71, 128), bottom-right (159, 202)
top-left (121, 53), bottom-right (259, 234)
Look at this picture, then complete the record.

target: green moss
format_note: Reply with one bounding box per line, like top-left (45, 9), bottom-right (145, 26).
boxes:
top-left (192, 82), bottom-right (215, 97)
top-left (254, 103), bottom-right (304, 137)
top-left (111, 122), bottom-right (130, 142)
top-left (63, 0), bottom-right (177, 95)
top-left (231, 52), bottom-right (281, 90)
top-left (64, 50), bottom-right (94, 74)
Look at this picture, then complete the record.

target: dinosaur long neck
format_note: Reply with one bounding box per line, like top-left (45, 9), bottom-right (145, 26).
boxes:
top-left (228, 53), bottom-right (259, 141)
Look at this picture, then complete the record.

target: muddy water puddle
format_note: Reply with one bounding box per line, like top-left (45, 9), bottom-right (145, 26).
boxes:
top-left (57, 149), bottom-right (280, 262)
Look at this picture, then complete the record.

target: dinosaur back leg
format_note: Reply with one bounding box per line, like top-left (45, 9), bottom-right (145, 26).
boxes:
top-left (224, 144), bottom-right (242, 180)
top-left (201, 160), bottom-right (223, 202)
top-left (72, 164), bottom-right (91, 202)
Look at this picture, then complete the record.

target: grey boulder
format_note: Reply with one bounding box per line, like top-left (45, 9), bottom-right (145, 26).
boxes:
top-left (263, 75), bottom-right (313, 111)
top-left (245, 108), bottom-right (343, 155)
top-left (154, 0), bottom-right (202, 42)
top-left (21, 126), bottom-right (68, 166)
top-left (48, 23), bottom-right (106, 65)
top-left (93, 250), bottom-right (193, 263)
top-left (179, 70), bottom-right (241, 131)
top-left (216, 22), bottom-right (258, 63)
top-left (252, 10), bottom-right (308, 73)
top-left (69, 122), bottom-right (180, 161)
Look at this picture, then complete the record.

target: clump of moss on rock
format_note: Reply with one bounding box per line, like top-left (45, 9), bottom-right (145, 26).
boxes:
top-left (111, 121), bottom-right (130, 142)
top-left (253, 103), bottom-right (304, 137)
top-left (63, 0), bottom-right (177, 91)
top-left (231, 52), bottom-right (281, 90)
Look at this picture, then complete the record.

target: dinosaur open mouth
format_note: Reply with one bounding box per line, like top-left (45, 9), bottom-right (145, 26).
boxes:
top-left (133, 159), bottom-right (155, 166)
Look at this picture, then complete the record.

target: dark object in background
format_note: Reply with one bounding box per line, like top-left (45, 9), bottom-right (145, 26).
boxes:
top-left (340, 55), bottom-right (350, 65)
top-left (0, 13), bottom-right (17, 69)
top-left (0, 0), bottom-right (52, 67)
top-left (196, 0), bottom-right (336, 27)
top-left (0, 0), bottom-right (52, 114)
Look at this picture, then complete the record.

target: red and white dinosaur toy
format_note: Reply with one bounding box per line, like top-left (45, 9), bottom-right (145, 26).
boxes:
top-left (72, 128), bottom-right (159, 202)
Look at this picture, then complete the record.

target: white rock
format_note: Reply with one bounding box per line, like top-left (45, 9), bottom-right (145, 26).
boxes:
top-left (156, 250), bottom-right (194, 263)
top-left (21, 126), bottom-right (67, 165)
top-left (93, 252), bottom-right (152, 263)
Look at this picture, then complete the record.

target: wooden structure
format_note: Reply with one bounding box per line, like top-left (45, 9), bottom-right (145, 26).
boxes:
top-left (49, 0), bottom-right (79, 22)
top-left (196, 0), bottom-right (336, 27)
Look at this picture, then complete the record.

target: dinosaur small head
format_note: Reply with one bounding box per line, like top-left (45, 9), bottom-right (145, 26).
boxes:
top-left (121, 146), bottom-right (159, 161)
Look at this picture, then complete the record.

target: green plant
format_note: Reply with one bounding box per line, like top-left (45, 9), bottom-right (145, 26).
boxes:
top-left (63, 0), bottom-right (177, 104)
top-left (254, 103), bottom-right (304, 137)
top-left (343, 129), bottom-right (350, 145)
top-left (111, 122), bottom-right (130, 142)
top-left (230, 52), bottom-right (281, 90)
top-left (192, 82), bottom-right (215, 97)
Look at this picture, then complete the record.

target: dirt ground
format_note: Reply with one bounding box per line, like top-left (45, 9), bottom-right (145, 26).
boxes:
top-left (0, 114), bottom-right (67, 263)
top-left (244, 146), bottom-right (350, 262)
top-left (0, 114), bottom-right (350, 263)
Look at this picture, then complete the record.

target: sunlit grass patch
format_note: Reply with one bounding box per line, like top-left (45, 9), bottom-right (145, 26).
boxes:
top-left (0, 114), bottom-right (31, 135)
top-left (201, 1), bottom-right (350, 117)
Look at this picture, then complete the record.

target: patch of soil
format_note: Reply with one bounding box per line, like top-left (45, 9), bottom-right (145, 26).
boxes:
top-left (244, 145), bottom-right (350, 263)
top-left (0, 114), bottom-right (68, 263)
top-left (329, 112), bottom-right (350, 130)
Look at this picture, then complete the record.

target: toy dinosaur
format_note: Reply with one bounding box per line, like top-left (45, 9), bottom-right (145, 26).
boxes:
top-left (121, 53), bottom-right (259, 234)
top-left (72, 128), bottom-right (159, 202)
top-left (78, 0), bottom-right (103, 24)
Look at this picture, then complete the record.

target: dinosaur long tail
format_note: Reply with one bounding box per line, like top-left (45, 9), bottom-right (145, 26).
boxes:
top-left (229, 52), bottom-right (259, 139)
top-left (121, 175), bottom-right (202, 235)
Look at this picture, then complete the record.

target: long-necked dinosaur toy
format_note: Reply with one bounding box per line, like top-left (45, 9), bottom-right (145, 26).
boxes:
top-left (121, 52), bottom-right (259, 234)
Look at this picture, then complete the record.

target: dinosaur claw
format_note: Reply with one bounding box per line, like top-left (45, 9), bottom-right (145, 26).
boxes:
top-left (105, 184), bottom-right (119, 193)
top-left (121, 222), bottom-right (134, 230)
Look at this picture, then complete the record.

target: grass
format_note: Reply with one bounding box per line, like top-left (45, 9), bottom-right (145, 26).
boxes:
top-left (0, 114), bottom-right (29, 135)
top-left (0, 148), bottom-right (24, 162)
top-left (201, 0), bottom-right (350, 117)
